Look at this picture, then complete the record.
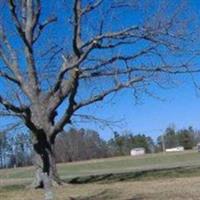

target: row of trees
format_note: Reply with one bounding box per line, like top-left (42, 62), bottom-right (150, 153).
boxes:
top-left (157, 126), bottom-right (200, 151)
top-left (55, 129), bottom-right (109, 162)
top-left (1, 125), bottom-right (199, 168)
top-left (55, 129), bottom-right (156, 162)
top-left (108, 131), bottom-right (155, 156)
top-left (55, 126), bottom-right (200, 162)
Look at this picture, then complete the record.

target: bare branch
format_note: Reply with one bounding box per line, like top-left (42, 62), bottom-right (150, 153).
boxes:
top-left (0, 70), bottom-right (21, 85)
top-left (9, 0), bottom-right (40, 97)
top-left (82, 45), bottom-right (156, 73)
top-left (9, 0), bottom-right (25, 38)
top-left (0, 121), bottom-right (23, 133)
top-left (0, 95), bottom-right (27, 114)
top-left (75, 76), bottom-right (144, 110)
top-left (81, 25), bottom-right (139, 49)
top-left (48, 68), bottom-right (80, 124)
top-left (51, 76), bottom-right (144, 135)
top-left (52, 42), bottom-right (95, 94)
top-left (32, 0), bottom-right (41, 33)
top-left (33, 16), bottom-right (57, 43)
top-left (73, 113), bottom-right (123, 131)
top-left (0, 26), bottom-right (24, 85)
top-left (81, 0), bottom-right (103, 16)
top-left (50, 69), bottom-right (82, 135)
top-left (73, 0), bottom-right (82, 57)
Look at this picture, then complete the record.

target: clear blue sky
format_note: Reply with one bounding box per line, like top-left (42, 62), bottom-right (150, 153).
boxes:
top-left (75, 76), bottom-right (200, 140)
top-left (1, 1), bottom-right (200, 142)
top-left (70, 1), bottom-right (200, 141)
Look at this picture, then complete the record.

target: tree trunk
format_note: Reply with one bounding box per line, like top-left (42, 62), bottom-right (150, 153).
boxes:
top-left (32, 133), bottom-right (62, 190)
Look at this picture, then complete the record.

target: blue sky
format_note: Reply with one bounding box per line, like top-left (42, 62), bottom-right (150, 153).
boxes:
top-left (74, 75), bottom-right (200, 141)
top-left (69, 1), bottom-right (200, 141)
top-left (1, 1), bottom-right (200, 142)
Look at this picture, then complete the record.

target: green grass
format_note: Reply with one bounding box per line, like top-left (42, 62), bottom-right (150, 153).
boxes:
top-left (0, 184), bottom-right (25, 193)
top-left (58, 150), bottom-right (200, 179)
top-left (1, 150), bottom-right (200, 181)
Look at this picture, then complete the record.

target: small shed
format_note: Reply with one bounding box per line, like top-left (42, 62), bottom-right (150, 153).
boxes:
top-left (130, 148), bottom-right (145, 156)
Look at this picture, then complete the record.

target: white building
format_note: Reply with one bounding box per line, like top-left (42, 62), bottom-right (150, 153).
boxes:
top-left (165, 146), bottom-right (184, 152)
top-left (130, 148), bottom-right (145, 156)
top-left (196, 143), bottom-right (200, 152)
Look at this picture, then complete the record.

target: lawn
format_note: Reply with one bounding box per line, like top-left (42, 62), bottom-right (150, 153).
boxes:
top-left (1, 150), bottom-right (200, 199)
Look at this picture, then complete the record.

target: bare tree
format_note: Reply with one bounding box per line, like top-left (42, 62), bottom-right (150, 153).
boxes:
top-left (0, 0), bottom-right (198, 195)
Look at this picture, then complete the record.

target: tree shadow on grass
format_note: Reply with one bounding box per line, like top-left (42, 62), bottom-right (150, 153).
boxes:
top-left (67, 165), bottom-right (200, 184)
top-left (69, 189), bottom-right (144, 200)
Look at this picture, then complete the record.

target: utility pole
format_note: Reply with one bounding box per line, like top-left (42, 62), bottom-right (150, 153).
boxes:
top-left (161, 133), bottom-right (166, 152)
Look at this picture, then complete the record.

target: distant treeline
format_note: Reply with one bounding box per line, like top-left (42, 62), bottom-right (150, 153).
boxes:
top-left (157, 126), bottom-right (200, 151)
top-left (55, 129), bottom-right (154, 163)
top-left (0, 125), bottom-right (200, 168)
top-left (0, 132), bottom-right (33, 168)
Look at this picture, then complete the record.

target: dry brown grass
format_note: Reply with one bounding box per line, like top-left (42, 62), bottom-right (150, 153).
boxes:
top-left (1, 176), bottom-right (200, 200)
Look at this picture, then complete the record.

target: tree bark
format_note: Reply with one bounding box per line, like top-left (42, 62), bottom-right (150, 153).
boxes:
top-left (32, 133), bottom-right (62, 189)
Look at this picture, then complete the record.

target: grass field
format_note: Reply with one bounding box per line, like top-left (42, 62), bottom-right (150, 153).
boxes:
top-left (1, 150), bottom-right (200, 199)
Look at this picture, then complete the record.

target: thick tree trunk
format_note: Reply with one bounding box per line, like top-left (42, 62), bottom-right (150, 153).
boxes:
top-left (32, 132), bottom-right (62, 195)
top-left (33, 148), bottom-right (61, 188)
